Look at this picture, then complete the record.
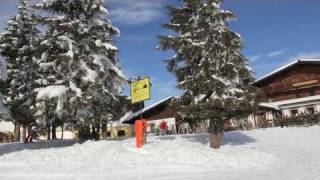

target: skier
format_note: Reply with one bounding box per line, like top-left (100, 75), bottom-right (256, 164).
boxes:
top-left (160, 121), bottom-right (168, 136)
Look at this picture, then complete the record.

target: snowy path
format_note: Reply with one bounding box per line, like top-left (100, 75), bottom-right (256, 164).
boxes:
top-left (0, 126), bottom-right (320, 180)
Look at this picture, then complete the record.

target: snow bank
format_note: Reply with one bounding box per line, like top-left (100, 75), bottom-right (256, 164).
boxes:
top-left (1, 126), bottom-right (320, 180)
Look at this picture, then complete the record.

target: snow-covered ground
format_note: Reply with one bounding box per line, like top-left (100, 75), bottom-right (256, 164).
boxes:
top-left (1, 126), bottom-right (320, 180)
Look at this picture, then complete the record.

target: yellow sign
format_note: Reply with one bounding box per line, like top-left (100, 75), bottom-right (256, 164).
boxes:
top-left (130, 78), bottom-right (151, 104)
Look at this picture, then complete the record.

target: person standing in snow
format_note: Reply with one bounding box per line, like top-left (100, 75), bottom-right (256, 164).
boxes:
top-left (156, 124), bottom-right (160, 136)
top-left (25, 131), bottom-right (33, 144)
top-left (160, 121), bottom-right (168, 136)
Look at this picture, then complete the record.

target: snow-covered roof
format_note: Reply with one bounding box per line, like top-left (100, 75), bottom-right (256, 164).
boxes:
top-left (259, 102), bottom-right (280, 110)
top-left (260, 95), bottom-right (320, 110)
top-left (253, 59), bottom-right (320, 86)
top-left (120, 96), bottom-right (174, 123)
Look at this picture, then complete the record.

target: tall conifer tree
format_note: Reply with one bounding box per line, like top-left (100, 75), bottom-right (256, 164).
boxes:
top-left (159, 0), bottom-right (256, 148)
top-left (34, 0), bottom-right (125, 140)
top-left (0, 0), bottom-right (39, 141)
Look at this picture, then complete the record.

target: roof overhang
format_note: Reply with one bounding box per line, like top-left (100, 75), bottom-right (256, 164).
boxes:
top-left (259, 102), bottom-right (280, 111)
top-left (120, 96), bottom-right (174, 124)
top-left (259, 95), bottom-right (320, 111)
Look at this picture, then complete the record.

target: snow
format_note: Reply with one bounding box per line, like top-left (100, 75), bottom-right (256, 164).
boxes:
top-left (1, 126), bottom-right (320, 179)
top-left (102, 56), bottom-right (125, 79)
top-left (194, 94), bottom-right (206, 104)
top-left (119, 111), bottom-right (133, 123)
top-left (0, 121), bottom-right (14, 132)
top-left (69, 81), bottom-right (82, 97)
top-left (36, 85), bottom-right (67, 113)
top-left (58, 35), bottom-right (73, 59)
top-left (80, 60), bottom-right (97, 82)
top-left (95, 39), bottom-right (118, 51)
top-left (259, 102), bottom-right (280, 110)
top-left (0, 93), bottom-right (9, 117)
top-left (0, 57), bottom-right (7, 81)
top-left (39, 61), bottom-right (55, 70)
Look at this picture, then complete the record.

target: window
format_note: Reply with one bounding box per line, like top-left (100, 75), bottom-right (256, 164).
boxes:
top-left (311, 90), bottom-right (315, 96)
top-left (118, 130), bottom-right (125, 137)
top-left (290, 109), bottom-right (298, 116)
top-left (150, 124), bottom-right (155, 133)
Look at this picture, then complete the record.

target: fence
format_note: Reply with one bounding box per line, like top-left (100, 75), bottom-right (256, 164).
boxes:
top-left (257, 113), bottom-right (320, 128)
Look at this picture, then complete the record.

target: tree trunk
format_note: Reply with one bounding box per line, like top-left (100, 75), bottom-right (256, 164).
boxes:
top-left (22, 125), bottom-right (26, 143)
top-left (61, 123), bottom-right (64, 140)
top-left (96, 124), bottom-right (101, 137)
top-left (52, 125), bottom-right (56, 139)
top-left (208, 119), bottom-right (224, 149)
top-left (47, 125), bottom-right (51, 140)
top-left (101, 123), bottom-right (107, 138)
top-left (91, 124), bottom-right (100, 141)
top-left (14, 122), bottom-right (21, 142)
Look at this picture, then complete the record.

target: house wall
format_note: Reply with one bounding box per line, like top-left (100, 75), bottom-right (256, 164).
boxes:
top-left (108, 125), bottom-right (134, 139)
top-left (147, 105), bottom-right (175, 121)
top-left (281, 102), bottom-right (320, 116)
top-left (253, 63), bottom-right (320, 127)
top-left (257, 64), bottom-right (320, 102)
top-left (146, 118), bottom-right (176, 133)
top-left (140, 105), bottom-right (176, 133)
top-left (0, 121), bottom-right (14, 133)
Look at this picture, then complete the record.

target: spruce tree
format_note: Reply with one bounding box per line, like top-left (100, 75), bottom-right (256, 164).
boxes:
top-left (0, 0), bottom-right (39, 142)
top-left (159, 0), bottom-right (256, 148)
top-left (35, 0), bottom-right (125, 140)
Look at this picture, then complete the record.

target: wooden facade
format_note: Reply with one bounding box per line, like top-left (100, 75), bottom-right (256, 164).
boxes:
top-left (252, 59), bottom-right (320, 128)
top-left (254, 62), bottom-right (320, 102)
top-left (122, 97), bottom-right (177, 134)
top-left (139, 103), bottom-right (175, 121)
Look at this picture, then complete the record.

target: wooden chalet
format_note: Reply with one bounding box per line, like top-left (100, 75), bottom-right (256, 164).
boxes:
top-left (251, 59), bottom-right (320, 127)
top-left (121, 96), bottom-right (176, 134)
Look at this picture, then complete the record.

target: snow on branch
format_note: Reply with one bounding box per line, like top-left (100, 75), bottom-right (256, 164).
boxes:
top-left (95, 39), bottom-right (118, 51)
top-left (36, 85), bottom-right (67, 113)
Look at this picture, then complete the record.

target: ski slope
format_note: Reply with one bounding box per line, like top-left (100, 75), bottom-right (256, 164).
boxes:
top-left (1, 126), bottom-right (320, 180)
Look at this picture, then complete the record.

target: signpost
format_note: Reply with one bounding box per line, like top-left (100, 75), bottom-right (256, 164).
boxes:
top-left (130, 77), bottom-right (151, 104)
top-left (130, 77), bottom-right (151, 148)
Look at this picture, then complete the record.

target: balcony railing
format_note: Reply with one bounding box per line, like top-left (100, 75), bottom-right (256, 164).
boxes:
top-left (256, 113), bottom-right (320, 128)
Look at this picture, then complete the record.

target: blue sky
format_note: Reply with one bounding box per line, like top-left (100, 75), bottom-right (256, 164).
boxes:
top-left (1, 0), bottom-right (320, 105)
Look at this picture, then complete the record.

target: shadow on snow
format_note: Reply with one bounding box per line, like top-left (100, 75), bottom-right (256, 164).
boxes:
top-left (0, 140), bottom-right (76, 156)
top-left (157, 131), bottom-right (256, 146)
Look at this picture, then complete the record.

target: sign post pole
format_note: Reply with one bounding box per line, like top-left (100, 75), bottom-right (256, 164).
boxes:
top-left (130, 77), bottom-right (151, 148)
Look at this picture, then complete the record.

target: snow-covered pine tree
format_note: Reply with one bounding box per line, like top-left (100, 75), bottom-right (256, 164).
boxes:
top-left (32, 14), bottom-right (73, 140)
top-left (0, 0), bottom-right (39, 142)
top-left (35, 0), bottom-right (125, 140)
top-left (159, 0), bottom-right (256, 149)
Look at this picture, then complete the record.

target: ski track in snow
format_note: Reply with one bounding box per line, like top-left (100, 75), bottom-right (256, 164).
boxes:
top-left (0, 126), bottom-right (320, 180)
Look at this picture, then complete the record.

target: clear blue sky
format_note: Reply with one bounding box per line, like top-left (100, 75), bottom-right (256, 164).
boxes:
top-left (1, 0), bottom-right (320, 105)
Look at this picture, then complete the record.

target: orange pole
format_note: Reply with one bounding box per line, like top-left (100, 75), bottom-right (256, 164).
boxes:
top-left (135, 119), bottom-right (145, 148)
